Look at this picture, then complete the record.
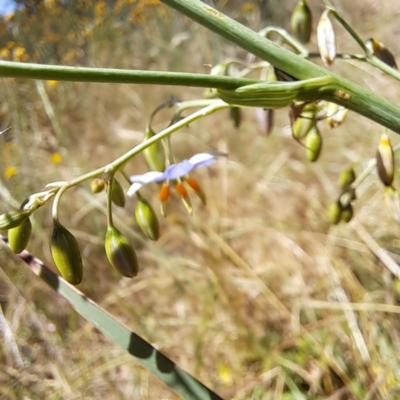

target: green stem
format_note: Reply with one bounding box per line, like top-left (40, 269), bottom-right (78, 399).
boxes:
top-left (160, 0), bottom-right (400, 133)
top-left (51, 185), bottom-right (68, 222)
top-left (45, 100), bottom-right (229, 196)
top-left (0, 60), bottom-right (257, 89)
top-left (107, 178), bottom-right (114, 228)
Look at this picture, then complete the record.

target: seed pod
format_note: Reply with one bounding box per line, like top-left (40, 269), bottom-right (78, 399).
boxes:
top-left (90, 178), bottom-right (105, 194)
top-left (341, 204), bottom-right (353, 223)
top-left (338, 168), bottom-right (356, 191)
top-left (366, 38), bottom-right (397, 69)
top-left (291, 0), bottom-right (312, 44)
top-left (376, 132), bottom-right (394, 187)
top-left (110, 178), bottom-right (126, 208)
top-left (143, 126), bottom-right (166, 172)
top-left (51, 221), bottom-right (83, 285)
top-left (229, 107), bottom-right (242, 128)
top-left (292, 111), bottom-right (315, 140)
top-left (135, 198), bottom-right (160, 241)
top-left (8, 217), bottom-right (32, 253)
top-left (328, 201), bottom-right (342, 225)
top-left (105, 227), bottom-right (139, 277)
top-left (327, 102), bottom-right (348, 128)
top-left (317, 10), bottom-right (336, 66)
top-left (305, 126), bottom-right (322, 162)
top-left (0, 210), bottom-right (31, 230)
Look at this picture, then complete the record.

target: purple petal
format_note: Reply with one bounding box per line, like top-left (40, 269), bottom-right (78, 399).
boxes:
top-left (189, 152), bottom-right (226, 168)
top-left (130, 171), bottom-right (165, 184)
top-left (163, 160), bottom-right (194, 180)
top-left (127, 182), bottom-right (144, 197)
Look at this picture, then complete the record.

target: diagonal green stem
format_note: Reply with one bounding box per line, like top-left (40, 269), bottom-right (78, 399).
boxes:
top-left (160, 0), bottom-right (400, 134)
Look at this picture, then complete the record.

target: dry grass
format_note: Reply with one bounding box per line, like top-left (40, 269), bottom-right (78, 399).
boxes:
top-left (1, 0), bottom-right (400, 399)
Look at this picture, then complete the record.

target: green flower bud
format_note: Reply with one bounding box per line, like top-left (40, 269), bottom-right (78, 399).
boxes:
top-left (328, 201), bottom-right (342, 225)
top-left (105, 227), bottom-right (139, 278)
top-left (135, 198), bottom-right (160, 241)
top-left (111, 178), bottom-right (125, 208)
top-left (229, 107), bottom-right (242, 128)
top-left (305, 126), bottom-right (322, 162)
top-left (143, 126), bottom-right (166, 172)
top-left (51, 221), bottom-right (83, 285)
top-left (291, 0), bottom-right (312, 44)
top-left (338, 168), bottom-right (356, 191)
top-left (292, 111), bottom-right (315, 140)
top-left (8, 217), bottom-right (32, 253)
top-left (90, 178), bottom-right (105, 194)
top-left (0, 210), bottom-right (31, 230)
top-left (341, 204), bottom-right (353, 223)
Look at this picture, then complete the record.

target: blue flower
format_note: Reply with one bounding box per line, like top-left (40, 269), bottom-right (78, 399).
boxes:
top-left (128, 151), bottom-right (226, 215)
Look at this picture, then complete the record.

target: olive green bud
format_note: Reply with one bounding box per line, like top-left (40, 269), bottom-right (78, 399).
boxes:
top-left (305, 126), bottom-right (322, 162)
top-left (229, 107), bottom-right (242, 128)
top-left (292, 111), bottom-right (315, 140)
top-left (341, 204), bottom-right (353, 223)
top-left (8, 217), bottom-right (32, 253)
top-left (143, 126), bottom-right (166, 172)
top-left (110, 178), bottom-right (126, 208)
top-left (366, 38), bottom-right (397, 70)
top-left (90, 178), bottom-right (105, 194)
top-left (135, 198), bottom-right (160, 241)
top-left (317, 10), bottom-right (336, 66)
top-left (338, 168), bottom-right (356, 191)
top-left (291, 0), bottom-right (312, 44)
top-left (328, 201), bottom-right (342, 225)
top-left (51, 221), bottom-right (83, 285)
top-left (376, 132), bottom-right (394, 187)
top-left (105, 227), bottom-right (139, 278)
top-left (0, 210), bottom-right (31, 230)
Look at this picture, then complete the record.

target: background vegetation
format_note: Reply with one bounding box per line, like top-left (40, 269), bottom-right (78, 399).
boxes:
top-left (1, 0), bottom-right (400, 398)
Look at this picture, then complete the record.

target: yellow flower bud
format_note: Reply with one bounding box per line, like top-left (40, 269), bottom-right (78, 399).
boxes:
top-left (90, 178), bottom-right (105, 194)
top-left (328, 201), bottom-right (342, 225)
top-left (305, 126), bottom-right (322, 162)
top-left (0, 210), bottom-right (31, 230)
top-left (341, 204), bottom-right (353, 223)
top-left (376, 132), bottom-right (394, 187)
top-left (143, 126), bottom-right (166, 172)
top-left (366, 38), bottom-right (397, 69)
top-left (110, 178), bottom-right (126, 208)
top-left (338, 168), bottom-right (356, 191)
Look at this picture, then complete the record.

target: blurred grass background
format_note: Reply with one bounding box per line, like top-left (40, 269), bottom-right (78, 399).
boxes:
top-left (1, 0), bottom-right (400, 398)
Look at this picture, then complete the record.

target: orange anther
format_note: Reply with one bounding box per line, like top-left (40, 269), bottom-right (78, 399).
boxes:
top-left (185, 177), bottom-right (200, 191)
top-left (159, 184), bottom-right (170, 202)
top-left (175, 183), bottom-right (188, 197)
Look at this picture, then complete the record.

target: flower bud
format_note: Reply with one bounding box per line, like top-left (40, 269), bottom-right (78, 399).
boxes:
top-left (135, 198), bottom-right (160, 241)
top-left (366, 38), bottom-right (397, 69)
top-left (292, 111), bottom-right (315, 140)
top-left (317, 10), bottom-right (336, 66)
top-left (338, 168), bottom-right (356, 191)
top-left (8, 217), bottom-right (32, 253)
top-left (291, 0), bottom-right (312, 44)
top-left (51, 221), bottom-right (83, 285)
top-left (328, 201), bottom-right (342, 225)
top-left (0, 210), bottom-right (31, 230)
top-left (327, 103), bottom-right (348, 128)
top-left (305, 126), bottom-right (322, 162)
top-left (229, 107), bottom-right (242, 128)
top-left (90, 178), bottom-right (105, 194)
top-left (376, 132), bottom-right (394, 187)
top-left (143, 126), bottom-right (166, 172)
top-left (105, 227), bottom-right (139, 277)
top-left (111, 178), bottom-right (126, 208)
top-left (341, 204), bottom-right (353, 223)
